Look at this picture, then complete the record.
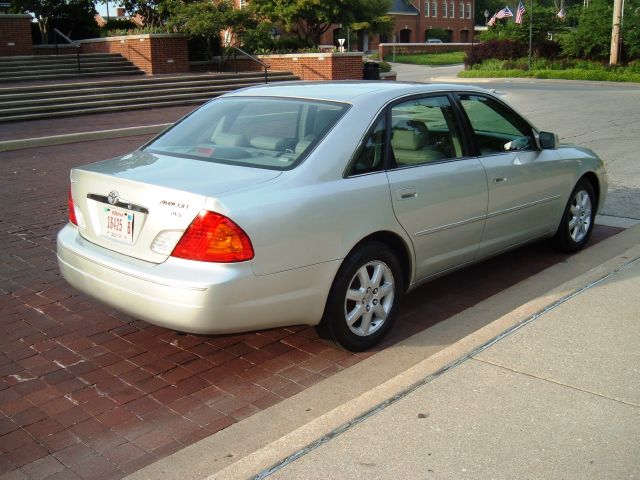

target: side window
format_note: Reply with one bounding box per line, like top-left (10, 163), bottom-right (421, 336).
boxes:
top-left (390, 96), bottom-right (463, 167)
top-left (458, 94), bottom-right (535, 155)
top-left (350, 115), bottom-right (387, 175)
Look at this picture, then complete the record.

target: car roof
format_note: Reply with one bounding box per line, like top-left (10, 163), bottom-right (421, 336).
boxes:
top-left (223, 81), bottom-right (488, 104)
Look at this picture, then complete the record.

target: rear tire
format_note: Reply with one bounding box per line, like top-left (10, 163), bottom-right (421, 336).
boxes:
top-left (316, 242), bottom-right (404, 352)
top-left (553, 179), bottom-right (596, 253)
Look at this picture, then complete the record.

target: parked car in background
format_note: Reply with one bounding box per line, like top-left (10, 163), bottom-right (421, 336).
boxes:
top-left (58, 82), bottom-right (607, 351)
top-left (426, 38), bottom-right (444, 43)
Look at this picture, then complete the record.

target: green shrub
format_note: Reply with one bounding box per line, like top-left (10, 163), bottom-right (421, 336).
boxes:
top-left (378, 61), bottom-right (391, 73)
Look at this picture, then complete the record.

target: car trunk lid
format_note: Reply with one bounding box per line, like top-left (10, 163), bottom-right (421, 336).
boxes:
top-left (70, 150), bottom-right (281, 263)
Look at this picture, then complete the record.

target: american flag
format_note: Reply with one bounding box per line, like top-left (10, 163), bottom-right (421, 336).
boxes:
top-left (495, 6), bottom-right (514, 18)
top-left (515, 1), bottom-right (526, 23)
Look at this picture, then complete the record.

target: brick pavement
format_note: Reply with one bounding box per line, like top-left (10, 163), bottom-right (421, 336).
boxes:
top-left (0, 137), bottom-right (622, 479)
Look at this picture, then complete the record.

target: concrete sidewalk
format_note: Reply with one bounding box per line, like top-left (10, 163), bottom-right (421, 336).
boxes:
top-left (261, 251), bottom-right (640, 479)
top-left (128, 226), bottom-right (640, 480)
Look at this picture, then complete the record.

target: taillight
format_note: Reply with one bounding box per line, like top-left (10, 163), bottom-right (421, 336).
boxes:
top-left (68, 186), bottom-right (78, 226)
top-left (171, 211), bottom-right (254, 263)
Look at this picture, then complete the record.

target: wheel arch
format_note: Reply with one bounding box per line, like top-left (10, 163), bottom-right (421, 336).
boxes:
top-left (347, 231), bottom-right (413, 292)
top-left (579, 171), bottom-right (600, 211)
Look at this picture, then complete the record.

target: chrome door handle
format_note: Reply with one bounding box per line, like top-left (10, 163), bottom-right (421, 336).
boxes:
top-left (493, 177), bottom-right (507, 183)
top-left (396, 188), bottom-right (417, 200)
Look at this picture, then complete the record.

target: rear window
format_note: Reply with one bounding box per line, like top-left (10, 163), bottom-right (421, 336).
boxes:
top-left (145, 97), bottom-right (349, 170)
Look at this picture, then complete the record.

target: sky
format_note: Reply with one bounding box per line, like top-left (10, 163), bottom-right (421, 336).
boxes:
top-left (95, 2), bottom-right (120, 17)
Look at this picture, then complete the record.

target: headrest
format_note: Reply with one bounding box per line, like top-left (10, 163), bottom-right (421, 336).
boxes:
top-left (249, 136), bottom-right (287, 151)
top-left (212, 132), bottom-right (248, 147)
top-left (391, 120), bottom-right (428, 151)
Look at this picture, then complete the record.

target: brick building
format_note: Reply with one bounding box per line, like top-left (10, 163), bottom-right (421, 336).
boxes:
top-left (235, 0), bottom-right (474, 52)
top-left (321, 0), bottom-right (475, 51)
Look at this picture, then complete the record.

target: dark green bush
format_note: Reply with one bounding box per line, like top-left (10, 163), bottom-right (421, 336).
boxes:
top-left (465, 39), bottom-right (528, 67)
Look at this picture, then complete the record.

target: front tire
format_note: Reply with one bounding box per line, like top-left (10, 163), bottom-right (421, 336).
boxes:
top-left (553, 179), bottom-right (596, 253)
top-left (316, 242), bottom-right (404, 352)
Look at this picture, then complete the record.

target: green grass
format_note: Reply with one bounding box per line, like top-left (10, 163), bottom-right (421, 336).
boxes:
top-left (391, 51), bottom-right (466, 66)
top-left (458, 68), bottom-right (640, 82)
top-left (459, 58), bottom-right (640, 83)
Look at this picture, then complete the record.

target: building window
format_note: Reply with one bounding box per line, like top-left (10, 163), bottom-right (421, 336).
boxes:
top-left (239, 0), bottom-right (246, 7)
top-left (432, 0), bottom-right (437, 17)
top-left (442, 1), bottom-right (447, 18)
top-left (466, 2), bottom-right (472, 18)
top-left (425, 1), bottom-right (430, 16)
top-left (450, 1), bottom-right (455, 18)
top-left (460, 2), bottom-right (465, 18)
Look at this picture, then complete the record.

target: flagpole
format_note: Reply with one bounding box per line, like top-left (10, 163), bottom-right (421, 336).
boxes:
top-left (528, 0), bottom-right (533, 70)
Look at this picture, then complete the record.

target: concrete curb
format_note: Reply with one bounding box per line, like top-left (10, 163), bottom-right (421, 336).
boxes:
top-left (0, 124), bottom-right (171, 153)
top-left (127, 224), bottom-right (640, 480)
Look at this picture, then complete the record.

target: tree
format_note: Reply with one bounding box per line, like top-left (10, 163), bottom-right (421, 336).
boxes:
top-left (119, 0), bottom-right (169, 27)
top-left (165, 0), bottom-right (258, 59)
top-left (623, 1), bottom-right (640, 60)
top-left (560, 0), bottom-right (612, 59)
top-left (250, 0), bottom-right (393, 46)
top-left (11, 0), bottom-right (97, 43)
top-left (480, 4), bottom-right (567, 45)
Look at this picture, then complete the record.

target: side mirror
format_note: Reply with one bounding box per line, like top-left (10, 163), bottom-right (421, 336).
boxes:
top-left (538, 131), bottom-right (558, 150)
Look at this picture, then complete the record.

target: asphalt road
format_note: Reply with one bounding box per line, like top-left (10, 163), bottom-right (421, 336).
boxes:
top-left (391, 62), bottom-right (640, 219)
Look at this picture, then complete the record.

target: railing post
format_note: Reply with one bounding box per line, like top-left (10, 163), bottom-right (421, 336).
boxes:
top-left (264, 66), bottom-right (268, 84)
top-left (234, 51), bottom-right (238, 74)
top-left (76, 49), bottom-right (80, 73)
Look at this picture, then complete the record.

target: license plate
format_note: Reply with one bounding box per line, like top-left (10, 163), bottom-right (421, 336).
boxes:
top-left (103, 206), bottom-right (134, 243)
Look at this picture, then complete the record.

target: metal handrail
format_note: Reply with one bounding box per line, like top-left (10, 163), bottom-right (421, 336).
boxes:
top-left (53, 28), bottom-right (81, 73)
top-left (226, 46), bottom-right (270, 83)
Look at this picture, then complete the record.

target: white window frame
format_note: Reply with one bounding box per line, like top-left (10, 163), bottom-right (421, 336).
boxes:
top-left (432, 0), bottom-right (438, 17)
top-left (460, 2), bottom-right (465, 18)
top-left (442, 0), bottom-right (448, 18)
top-left (466, 2), bottom-right (472, 18)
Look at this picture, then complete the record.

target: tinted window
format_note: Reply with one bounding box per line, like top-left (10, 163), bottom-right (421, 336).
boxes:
top-left (390, 96), bottom-right (463, 167)
top-left (350, 115), bottom-right (387, 175)
top-left (146, 97), bottom-right (349, 170)
top-left (458, 94), bottom-right (535, 155)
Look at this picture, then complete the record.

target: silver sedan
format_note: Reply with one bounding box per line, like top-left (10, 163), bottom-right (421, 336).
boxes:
top-left (57, 82), bottom-right (607, 351)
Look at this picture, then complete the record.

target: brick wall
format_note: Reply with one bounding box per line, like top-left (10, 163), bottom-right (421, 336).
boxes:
top-left (194, 53), bottom-right (364, 81)
top-left (260, 53), bottom-right (364, 81)
top-left (79, 34), bottom-right (189, 74)
top-left (378, 42), bottom-right (473, 61)
top-left (0, 15), bottom-right (33, 56)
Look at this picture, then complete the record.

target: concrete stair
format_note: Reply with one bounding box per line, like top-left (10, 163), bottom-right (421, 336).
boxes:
top-left (0, 53), bottom-right (144, 82)
top-left (0, 71), bottom-right (300, 122)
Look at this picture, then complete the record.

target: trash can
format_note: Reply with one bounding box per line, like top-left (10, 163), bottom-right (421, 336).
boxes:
top-left (363, 62), bottom-right (380, 80)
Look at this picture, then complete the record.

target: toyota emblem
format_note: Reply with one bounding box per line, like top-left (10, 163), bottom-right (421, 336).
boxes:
top-left (107, 191), bottom-right (120, 205)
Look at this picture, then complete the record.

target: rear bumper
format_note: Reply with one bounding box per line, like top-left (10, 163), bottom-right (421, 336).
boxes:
top-left (57, 224), bottom-right (338, 334)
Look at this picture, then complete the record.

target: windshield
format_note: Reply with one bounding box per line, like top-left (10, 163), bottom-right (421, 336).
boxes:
top-left (145, 96), bottom-right (349, 170)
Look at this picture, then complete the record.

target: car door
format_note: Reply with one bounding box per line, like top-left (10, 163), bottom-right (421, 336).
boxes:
top-left (385, 95), bottom-right (489, 281)
top-left (456, 93), bottom-right (569, 258)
